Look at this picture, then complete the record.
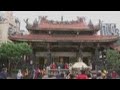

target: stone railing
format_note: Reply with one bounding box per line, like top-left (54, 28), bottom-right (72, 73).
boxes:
top-left (47, 69), bottom-right (69, 76)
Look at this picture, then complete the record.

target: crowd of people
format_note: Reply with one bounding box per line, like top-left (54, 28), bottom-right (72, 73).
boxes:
top-left (47, 69), bottom-right (120, 79)
top-left (16, 63), bottom-right (120, 79)
top-left (0, 62), bottom-right (119, 79)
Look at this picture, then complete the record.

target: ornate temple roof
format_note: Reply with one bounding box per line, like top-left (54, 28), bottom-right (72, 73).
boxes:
top-left (9, 34), bottom-right (118, 43)
top-left (26, 16), bottom-right (99, 31)
top-left (10, 17), bottom-right (118, 43)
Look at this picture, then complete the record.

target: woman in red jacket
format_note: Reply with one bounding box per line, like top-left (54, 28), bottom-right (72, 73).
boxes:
top-left (51, 62), bottom-right (56, 69)
top-left (76, 70), bottom-right (88, 79)
top-left (64, 63), bottom-right (69, 69)
top-left (50, 62), bottom-right (57, 75)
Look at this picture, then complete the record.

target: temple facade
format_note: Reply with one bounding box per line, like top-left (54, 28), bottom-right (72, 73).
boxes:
top-left (9, 16), bottom-right (119, 69)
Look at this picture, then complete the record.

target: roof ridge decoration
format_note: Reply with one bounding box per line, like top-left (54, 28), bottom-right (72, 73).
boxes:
top-left (88, 19), bottom-right (94, 29)
top-left (26, 16), bottom-right (101, 31)
top-left (38, 16), bottom-right (87, 25)
top-left (24, 18), bottom-right (30, 26)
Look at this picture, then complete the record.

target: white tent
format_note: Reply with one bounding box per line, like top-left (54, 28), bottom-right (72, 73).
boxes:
top-left (72, 57), bottom-right (88, 69)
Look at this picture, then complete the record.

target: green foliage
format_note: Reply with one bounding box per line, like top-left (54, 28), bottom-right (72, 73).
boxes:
top-left (0, 42), bottom-right (32, 62)
top-left (106, 49), bottom-right (120, 70)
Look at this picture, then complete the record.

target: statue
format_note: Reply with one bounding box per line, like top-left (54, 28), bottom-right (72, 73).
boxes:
top-left (39, 16), bottom-right (47, 21)
top-left (24, 18), bottom-right (31, 27)
top-left (24, 18), bottom-right (29, 25)
top-left (15, 18), bottom-right (20, 24)
top-left (77, 16), bottom-right (85, 22)
top-left (88, 19), bottom-right (94, 29)
top-left (61, 16), bottom-right (63, 22)
top-left (33, 18), bottom-right (38, 27)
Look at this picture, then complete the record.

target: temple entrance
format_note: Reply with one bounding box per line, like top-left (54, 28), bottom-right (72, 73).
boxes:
top-left (83, 57), bottom-right (89, 66)
top-left (53, 57), bottom-right (69, 64)
top-left (53, 57), bottom-right (77, 64)
top-left (60, 57), bottom-right (69, 64)
top-left (38, 57), bottom-right (44, 69)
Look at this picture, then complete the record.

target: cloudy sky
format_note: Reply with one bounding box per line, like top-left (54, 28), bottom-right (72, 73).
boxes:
top-left (13, 11), bottom-right (120, 31)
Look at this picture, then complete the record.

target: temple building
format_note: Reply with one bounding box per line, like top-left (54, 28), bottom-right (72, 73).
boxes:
top-left (9, 16), bottom-right (119, 69)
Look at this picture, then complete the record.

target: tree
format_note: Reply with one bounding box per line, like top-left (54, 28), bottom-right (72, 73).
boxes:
top-left (0, 42), bottom-right (32, 71)
top-left (106, 49), bottom-right (120, 70)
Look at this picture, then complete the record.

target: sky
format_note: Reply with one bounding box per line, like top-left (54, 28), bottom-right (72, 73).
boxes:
top-left (13, 11), bottom-right (120, 31)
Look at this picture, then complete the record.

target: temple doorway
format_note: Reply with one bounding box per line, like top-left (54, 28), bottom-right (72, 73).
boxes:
top-left (83, 57), bottom-right (89, 66)
top-left (60, 57), bottom-right (69, 64)
top-left (53, 57), bottom-right (69, 64)
top-left (38, 57), bottom-right (44, 69)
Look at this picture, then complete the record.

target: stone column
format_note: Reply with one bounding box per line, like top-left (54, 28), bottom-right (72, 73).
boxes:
top-left (47, 43), bottom-right (52, 66)
top-left (78, 44), bottom-right (83, 60)
top-left (95, 43), bottom-right (100, 70)
top-left (32, 49), bottom-right (36, 64)
top-left (95, 44), bottom-right (99, 60)
top-left (29, 48), bottom-right (36, 69)
top-left (103, 46), bottom-right (108, 69)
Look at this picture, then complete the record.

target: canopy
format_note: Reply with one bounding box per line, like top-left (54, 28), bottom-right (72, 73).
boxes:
top-left (72, 57), bottom-right (88, 69)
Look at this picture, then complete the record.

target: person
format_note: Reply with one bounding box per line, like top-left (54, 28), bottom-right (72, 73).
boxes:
top-left (34, 67), bottom-right (41, 79)
top-left (23, 68), bottom-right (29, 79)
top-left (97, 71), bottom-right (102, 79)
top-left (38, 70), bottom-right (42, 79)
top-left (64, 63), bottom-right (69, 69)
top-left (106, 71), bottom-right (112, 79)
top-left (42, 73), bottom-right (48, 79)
top-left (111, 71), bottom-right (119, 79)
top-left (0, 68), bottom-right (7, 79)
top-left (65, 72), bottom-right (70, 79)
top-left (87, 73), bottom-right (92, 79)
top-left (17, 69), bottom-right (23, 79)
top-left (60, 62), bottom-right (64, 69)
top-left (32, 68), bottom-right (36, 79)
top-left (46, 66), bottom-right (50, 75)
top-left (101, 70), bottom-right (107, 79)
top-left (56, 72), bottom-right (61, 79)
top-left (50, 62), bottom-right (56, 69)
top-left (69, 74), bottom-right (74, 79)
top-left (92, 73), bottom-right (97, 79)
top-left (69, 63), bottom-right (72, 72)
top-left (60, 73), bottom-right (65, 79)
top-left (50, 62), bottom-right (57, 75)
top-left (76, 70), bottom-right (88, 79)
top-left (42, 68), bottom-right (46, 76)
